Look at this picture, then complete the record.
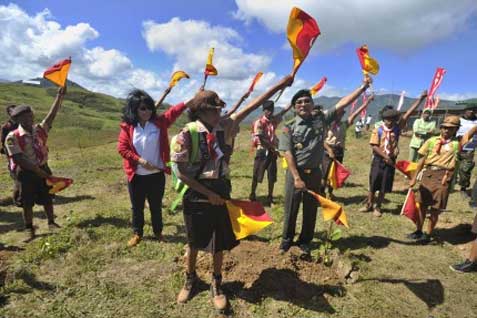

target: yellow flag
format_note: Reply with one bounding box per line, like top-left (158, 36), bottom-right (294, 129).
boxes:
top-left (226, 200), bottom-right (273, 240)
top-left (308, 190), bottom-right (349, 228)
top-left (43, 58), bottom-right (72, 87)
top-left (169, 71), bottom-right (189, 87)
top-left (204, 48), bottom-right (218, 76)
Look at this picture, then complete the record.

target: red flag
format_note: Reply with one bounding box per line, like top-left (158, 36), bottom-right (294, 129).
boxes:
top-left (328, 160), bottom-right (351, 189)
top-left (310, 77), bottom-right (327, 96)
top-left (425, 67), bottom-right (446, 109)
top-left (226, 200), bottom-right (273, 240)
top-left (350, 99), bottom-right (358, 113)
top-left (287, 7), bottom-right (320, 74)
top-left (46, 176), bottom-right (73, 194)
top-left (248, 72), bottom-right (263, 93)
top-left (401, 189), bottom-right (420, 224)
top-left (356, 45), bottom-right (379, 75)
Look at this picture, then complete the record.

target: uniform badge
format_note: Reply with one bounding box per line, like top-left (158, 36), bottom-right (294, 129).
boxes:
top-left (295, 143), bottom-right (303, 150)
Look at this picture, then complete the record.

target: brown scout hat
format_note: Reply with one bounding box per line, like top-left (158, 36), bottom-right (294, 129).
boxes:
top-left (188, 90), bottom-right (226, 113)
top-left (440, 115), bottom-right (460, 128)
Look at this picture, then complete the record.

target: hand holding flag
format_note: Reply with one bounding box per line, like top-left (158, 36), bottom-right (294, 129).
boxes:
top-left (43, 57), bottom-right (72, 87)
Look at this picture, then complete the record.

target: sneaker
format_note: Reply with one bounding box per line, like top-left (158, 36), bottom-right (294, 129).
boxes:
top-left (249, 193), bottom-right (256, 201)
top-left (372, 207), bottom-right (382, 217)
top-left (127, 234), bottom-right (142, 247)
top-left (407, 230), bottom-right (423, 240)
top-left (449, 259), bottom-right (477, 273)
top-left (48, 221), bottom-right (61, 231)
top-left (358, 205), bottom-right (372, 213)
top-left (177, 272), bottom-right (197, 303)
top-left (23, 226), bottom-right (36, 243)
top-left (210, 274), bottom-right (227, 310)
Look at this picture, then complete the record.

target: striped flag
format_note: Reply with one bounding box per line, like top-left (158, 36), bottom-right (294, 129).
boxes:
top-left (425, 67), bottom-right (446, 109)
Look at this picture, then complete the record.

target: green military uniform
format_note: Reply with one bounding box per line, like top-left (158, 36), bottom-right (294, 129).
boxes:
top-left (409, 117), bottom-right (436, 162)
top-left (457, 116), bottom-right (477, 190)
top-left (278, 109), bottom-right (336, 249)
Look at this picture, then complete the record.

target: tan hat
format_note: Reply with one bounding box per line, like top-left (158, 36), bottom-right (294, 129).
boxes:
top-left (440, 115), bottom-right (460, 128)
top-left (188, 90), bottom-right (225, 113)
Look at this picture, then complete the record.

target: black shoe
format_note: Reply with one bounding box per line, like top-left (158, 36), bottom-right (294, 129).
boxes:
top-left (48, 221), bottom-right (61, 230)
top-left (265, 195), bottom-right (274, 206)
top-left (249, 193), bottom-right (256, 201)
top-left (449, 259), bottom-right (477, 273)
top-left (279, 241), bottom-right (291, 254)
top-left (418, 233), bottom-right (431, 244)
top-left (407, 230), bottom-right (423, 240)
top-left (298, 243), bottom-right (311, 256)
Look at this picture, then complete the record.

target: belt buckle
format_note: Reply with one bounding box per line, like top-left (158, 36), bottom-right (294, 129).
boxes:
top-left (303, 169), bottom-right (312, 174)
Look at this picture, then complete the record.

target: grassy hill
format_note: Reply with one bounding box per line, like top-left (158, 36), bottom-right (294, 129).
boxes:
top-left (1, 84), bottom-right (477, 317)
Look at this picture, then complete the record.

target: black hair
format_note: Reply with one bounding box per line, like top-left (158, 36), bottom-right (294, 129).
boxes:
top-left (262, 100), bottom-right (274, 111)
top-left (291, 89), bottom-right (312, 105)
top-left (379, 105), bottom-right (394, 120)
top-left (121, 89), bottom-right (157, 125)
top-left (6, 104), bottom-right (16, 117)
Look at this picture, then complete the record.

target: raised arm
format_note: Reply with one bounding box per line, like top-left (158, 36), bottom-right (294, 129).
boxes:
top-left (222, 91), bottom-right (251, 118)
top-left (400, 90), bottom-right (427, 128)
top-left (233, 75), bottom-right (294, 124)
top-left (347, 94), bottom-right (374, 125)
top-left (41, 86), bottom-right (66, 131)
top-left (335, 75), bottom-right (372, 111)
top-left (155, 87), bottom-right (172, 108)
top-left (461, 124), bottom-right (477, 145)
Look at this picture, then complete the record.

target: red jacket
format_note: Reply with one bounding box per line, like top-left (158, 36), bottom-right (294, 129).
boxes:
top-left (117, 102), bottom-right (186, 181)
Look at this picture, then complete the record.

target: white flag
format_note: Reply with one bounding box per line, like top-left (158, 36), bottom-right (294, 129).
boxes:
top-left (397, 90), bottom-right (406, 111)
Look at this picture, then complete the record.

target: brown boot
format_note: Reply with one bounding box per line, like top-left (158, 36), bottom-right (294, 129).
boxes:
top-left (210, 274), bottom-right (227, 310)
top-left (177, 272), bottom-right (197, 304)
top-left (127, 234), bottom-right (141, 247)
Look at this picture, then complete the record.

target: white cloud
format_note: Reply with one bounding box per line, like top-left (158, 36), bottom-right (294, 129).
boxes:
top-left (439, 92), bottom-right (477, 101)
top-left (233, 0), bottom-right (477, 52)
top-left (142, 17), bottom-right (271, 80)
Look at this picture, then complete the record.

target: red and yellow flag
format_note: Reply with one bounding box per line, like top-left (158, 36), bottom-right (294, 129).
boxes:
top-left (226, 200), bottom-right (273, 240)
top-left (248, 72), bottom-right (263, 92)
top-left (43, 58), bottom-right (72, 87)
top-left (395, 160), bottom-right (418, 178)
top-left (204, 48), bottom-right (218, 76)
top-left (310, 76), bottom-right (327, 96)
top-left (356, 45), bottom-right (379, 75)
top-left (169, 70), bottom-right (189, 88)
top-left (287, 7), bottom-right (320, 74)
top-left (46, 176), bottom-right (73, 194)
top-left (308, 190), bottom-right (349, 228)
top-left (327, 160), bottom-right (351, 190)
top-left (401, 189), bottom-right (420, 224)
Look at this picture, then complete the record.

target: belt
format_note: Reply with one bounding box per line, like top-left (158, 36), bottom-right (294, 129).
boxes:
top-left (299, 168), bottom-right (319, 174)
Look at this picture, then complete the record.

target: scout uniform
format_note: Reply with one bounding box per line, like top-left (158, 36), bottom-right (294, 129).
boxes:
top-left (417, 133), bottom-right (460, 212)
top-left (409, 112), bottom-right (436, 162)
top-left (279, 109), bottom-right (336, 250)
top-left (5, 109), bottom-right (52, 208)
top-left (171, 120), bottom-right (238, 254)
top-left (368, 121), bottom-right (400, 195)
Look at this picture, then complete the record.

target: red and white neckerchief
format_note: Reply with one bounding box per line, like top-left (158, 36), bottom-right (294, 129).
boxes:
top-left (381, 125), bottom-right (394, 155)
top-left (435, 137), bottom-right (452, 154)
top-left (206, 133), bottom-right (218, 160)
top-left (255, 115), bottom-right (276, 146)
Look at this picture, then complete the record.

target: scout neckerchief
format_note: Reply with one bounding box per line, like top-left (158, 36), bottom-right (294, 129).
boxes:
top-left (435, 137), bottom-right (452, 155)
top-left (380, 124), bottom-right (394, 155)
top-left (260, 115), bottom-right (276, 145)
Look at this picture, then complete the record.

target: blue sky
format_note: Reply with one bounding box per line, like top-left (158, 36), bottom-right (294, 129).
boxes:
top-left (1, 0), bottom-right (476, 105)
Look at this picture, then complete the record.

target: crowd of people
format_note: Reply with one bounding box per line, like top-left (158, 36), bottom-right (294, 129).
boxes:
top-left (1, 72), bottom-right (477, 311)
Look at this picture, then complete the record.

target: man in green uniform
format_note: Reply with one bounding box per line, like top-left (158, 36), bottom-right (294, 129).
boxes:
top-left (409, 109), bottom-right (436, 162)
top-left (278, 76), bottom-right (371, 255)
top-left (457, 104), bottom-right (477, 198)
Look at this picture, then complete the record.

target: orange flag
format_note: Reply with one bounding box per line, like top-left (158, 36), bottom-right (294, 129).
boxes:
top-left (356, 45), bottom-right (379, 75)
top-left (204, 48), bottom-right (218, 76)
top-left (169, 71), bottom-right (190, 87)
top-left (248, 72), bottom-right (263, 92)
top-left (395, 160), bottom-right (418, 178)
top-left (287, 7), bottom-right (320, 74)
top-left (46, 176), bottom-right (73, 194)
top-left (43, 58), bottom-right (72, 87)
top-left (310, 77), bottom-right (327, 96)
top-left (225, 200), bottom-right (273, 240)
top-left (308, 190), bottom-right (349, 228)
top-left (327, 160), bottom-right (351, 189)
top-left (401, 189), bottom-right (420, 224)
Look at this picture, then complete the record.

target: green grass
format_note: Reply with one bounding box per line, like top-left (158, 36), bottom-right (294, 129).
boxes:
top-left (1, 89), bottom-right (477, 317)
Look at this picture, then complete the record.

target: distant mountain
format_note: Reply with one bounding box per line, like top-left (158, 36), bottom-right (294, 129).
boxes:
top-left (15, 77), bottom-right (86, 90)
top-left (0, 79), bottom-right (10, 83)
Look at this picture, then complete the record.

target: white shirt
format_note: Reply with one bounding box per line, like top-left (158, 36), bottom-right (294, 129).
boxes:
top-left (457, 117), bottom-right (477, 137)
top-left (133, 121), bottom-right (164, 175)
top-left (366, 116), bottom-right (372, 125)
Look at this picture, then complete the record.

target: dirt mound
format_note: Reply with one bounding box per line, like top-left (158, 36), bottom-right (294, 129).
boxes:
top-left (195, 240), bottom-right (345, 303)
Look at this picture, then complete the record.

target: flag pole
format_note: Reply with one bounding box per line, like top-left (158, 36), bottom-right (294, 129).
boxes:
top-left (400, 189), bottom-right (412, 215)
top-left (202, 73), bottom-right (209, 89)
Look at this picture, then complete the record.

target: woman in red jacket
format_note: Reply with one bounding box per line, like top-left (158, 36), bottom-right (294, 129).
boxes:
top-left (118, 88), bottom-right (192, 247)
